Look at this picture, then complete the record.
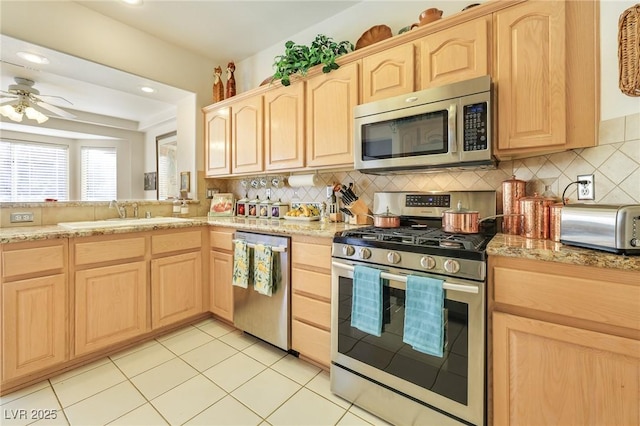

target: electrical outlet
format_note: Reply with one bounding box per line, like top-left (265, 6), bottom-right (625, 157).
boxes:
top-left (265, 188), bottom-right (271, 199)
top-left (10, 212), bottom-right (34, 223)
top-left (326, 185), bottom-right (334, 199)
top-left (577, 174), bottom-right (595, 200)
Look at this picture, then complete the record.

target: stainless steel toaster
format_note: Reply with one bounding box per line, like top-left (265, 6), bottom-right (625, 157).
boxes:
top-left (560, 204), bottom-right (640, 254)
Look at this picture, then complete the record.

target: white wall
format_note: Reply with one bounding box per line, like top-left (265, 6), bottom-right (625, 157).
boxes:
top-left (600, 0), bottom-right (640, 120)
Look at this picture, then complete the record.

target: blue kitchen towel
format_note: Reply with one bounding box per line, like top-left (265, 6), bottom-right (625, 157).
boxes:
top-left (403, 275), bottom-right (444, 357)
top-left (351, 265), bottom-right (383, 337)
top-left (231, 239), bottom-right (249, 288)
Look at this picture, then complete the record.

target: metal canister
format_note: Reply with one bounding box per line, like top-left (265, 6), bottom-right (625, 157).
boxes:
top-left (519, 193), bottom-right (554, 239)
top-left (549, 202), bottom-right (564, 242)
top-left (502, 175), bottom-right (526, 234)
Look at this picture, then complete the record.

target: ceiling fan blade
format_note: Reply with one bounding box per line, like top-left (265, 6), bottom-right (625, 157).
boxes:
top-left (1, 90), bottom-right (18, 97)
top-left (34, 100), bottom-right (76, 119)
top-left (37, 94), bottom-right (73, 105)
top-left (0, 98), bottom-right (19, 105)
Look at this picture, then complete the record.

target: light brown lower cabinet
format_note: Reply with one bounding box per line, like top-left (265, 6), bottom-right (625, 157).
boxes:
top-left (489, 256), bottom-right (640, 426)
top-left (1, 240), bottom-right (68, 383)
top-left (291, 235), bottom-right (332, 368)
top-left (151, 252), bottom-right (202, 329)
top-left (75, 261), bottom-right (148, 356)
top-left (209, 227), bottom-right (235, 323)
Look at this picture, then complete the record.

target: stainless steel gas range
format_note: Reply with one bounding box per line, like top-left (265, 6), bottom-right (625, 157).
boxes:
top-left (330, 191), bottom-right (496, 426)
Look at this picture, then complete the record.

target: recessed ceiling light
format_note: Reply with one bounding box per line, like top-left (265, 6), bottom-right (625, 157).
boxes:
top-left (16, 51), bottom-right (50, 65)
top-left (121, 0), bottom-right (143, 5)
top-left (140, 86), bottom-right (155, 93)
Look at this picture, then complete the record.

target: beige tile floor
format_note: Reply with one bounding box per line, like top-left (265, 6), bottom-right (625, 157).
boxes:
top-left (0, 318), bottom-right (391, 426)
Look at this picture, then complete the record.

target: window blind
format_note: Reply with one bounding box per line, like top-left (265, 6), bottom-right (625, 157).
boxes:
top-left (0, 139), bottom-right (69, 202)
top-left (81, 146), bottom-right (117, 201)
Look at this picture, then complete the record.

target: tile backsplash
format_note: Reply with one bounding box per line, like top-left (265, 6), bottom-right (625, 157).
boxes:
top-left (220, 113), bottom-right (640, 210)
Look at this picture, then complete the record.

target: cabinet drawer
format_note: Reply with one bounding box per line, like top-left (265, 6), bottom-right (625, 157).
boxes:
top-left (292, 268), bottom-right (330, 300)
top-left (292, 293), bottom-right (330, 329)
top-left (292, 241), bottom-right (331, 270)
top-left (292, 319), bottom-right (330, 367)
top-left (75, 237), bottom-right (145, 265)
top-left (210, 229), bottom-right (234, 251)
top-left (493, 265), bottom-right (640, 331)
top-left (152, 230), bottom-right (202, 255)
top-left (2, 242), bottom-right (65, 278)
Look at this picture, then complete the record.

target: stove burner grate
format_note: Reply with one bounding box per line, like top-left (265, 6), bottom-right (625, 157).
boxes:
top-left (341, 226), bottom-right (491, 251)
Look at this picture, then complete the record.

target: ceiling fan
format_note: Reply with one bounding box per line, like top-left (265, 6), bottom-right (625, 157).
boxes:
top-left (0, 77), bottom-right (76, 123)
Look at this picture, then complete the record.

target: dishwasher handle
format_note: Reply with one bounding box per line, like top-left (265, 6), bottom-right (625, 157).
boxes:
top-left (233, 239), bottom-right (288, 253)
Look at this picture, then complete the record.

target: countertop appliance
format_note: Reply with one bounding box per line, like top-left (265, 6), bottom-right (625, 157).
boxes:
top-left (233, 231), bottom-right (291, 351)
top-left (354, 75), bottom-right (494, 174)
top-left (331, 191), bottom-right (496, 426)
top-left (560, 204), bottom-right (640, 255)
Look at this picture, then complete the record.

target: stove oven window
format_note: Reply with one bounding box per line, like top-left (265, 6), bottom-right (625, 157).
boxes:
top-left (337, 276), bottom-right (469, 405)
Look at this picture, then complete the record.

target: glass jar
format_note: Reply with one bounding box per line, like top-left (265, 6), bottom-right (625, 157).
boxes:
top-left (172, 199), bottom-right (181, 217)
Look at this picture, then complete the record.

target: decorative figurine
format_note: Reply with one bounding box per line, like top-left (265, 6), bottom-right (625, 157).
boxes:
top-left (226, 61), bottom-right (236, 98)
top-left (212, 66), bottom-right (224, 102)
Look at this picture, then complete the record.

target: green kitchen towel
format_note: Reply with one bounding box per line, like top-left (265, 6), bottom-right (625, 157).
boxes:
top-left (232, 239), bottom-right (249, 288)
top-left (253, 243), bottom-right (273, 296)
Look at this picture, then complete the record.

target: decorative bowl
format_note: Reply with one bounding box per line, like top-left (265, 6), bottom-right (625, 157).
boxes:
top-left (418, 8), bottom-right (443, 26)
top-left (356, 24), bottom-right (393, 50)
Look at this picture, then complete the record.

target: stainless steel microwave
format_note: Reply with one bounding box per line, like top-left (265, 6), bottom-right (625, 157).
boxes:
top-left (354, 75), bottom-right (495, 174)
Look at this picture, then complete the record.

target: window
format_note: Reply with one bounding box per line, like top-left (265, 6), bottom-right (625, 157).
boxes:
top-left (81, 146), bottom-right (117, 201)
top-left (0, 139), bottom-right (69, 202)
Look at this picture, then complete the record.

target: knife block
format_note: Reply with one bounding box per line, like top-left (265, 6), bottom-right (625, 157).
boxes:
top-left (346, 199), bottom-right (373, 224)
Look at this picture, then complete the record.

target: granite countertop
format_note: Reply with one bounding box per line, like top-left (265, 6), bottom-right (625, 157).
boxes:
top-left (487, 233), bottom-right (640, 272)
top-left (0, 216), bottom-right (362, 244)
top-left (3, 220), bottom-right (639, 272)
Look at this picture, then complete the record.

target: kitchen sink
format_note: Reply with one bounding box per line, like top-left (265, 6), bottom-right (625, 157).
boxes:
top-left (58, 217), bottom-right (193, 229)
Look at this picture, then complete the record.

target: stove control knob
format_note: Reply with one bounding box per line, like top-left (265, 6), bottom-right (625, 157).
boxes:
top-left (420, 256), bottom-right (436, 270)
top-left (443, 259), bottom-right (460, 274)
top-left (358, 247), bottom-right (372, 259)
top-left (342, 245), bottom-right (355, 256)
top-left (387, 251), bottom-right (401, 264)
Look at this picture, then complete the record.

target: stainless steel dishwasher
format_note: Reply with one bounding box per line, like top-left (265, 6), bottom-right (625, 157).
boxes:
top-left (232, 231), bottom-right (291, 351)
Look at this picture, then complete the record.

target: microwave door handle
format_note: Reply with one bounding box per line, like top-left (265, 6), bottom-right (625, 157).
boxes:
top-left (448, 104), bottom-right (457, 153)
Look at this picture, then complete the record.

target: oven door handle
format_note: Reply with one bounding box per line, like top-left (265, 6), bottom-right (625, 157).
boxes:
top-left (331, 261), bottom-right (478, 294)
top-left (233, 239), bottom-right (287, 253)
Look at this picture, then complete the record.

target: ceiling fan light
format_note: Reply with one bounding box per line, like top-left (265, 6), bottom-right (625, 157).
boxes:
top-left (16, 51), bottom-right (50, 65)
top-left (1, 105), bottom-right (23, 122)
top-left (25, 106), bottom-right (49, 124)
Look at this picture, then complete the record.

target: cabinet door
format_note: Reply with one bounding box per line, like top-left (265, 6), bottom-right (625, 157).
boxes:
top-left (75, 262), bottom-right (147, 356)
top-left (204, 106), bottom-right (232, 176)
top-left (151, 252), bottom-right (203, 329)
top-left (232, 95), bottom-right (264, 174)
top-left (419, 16), bottom-right (490, 89)
top-left (209, 250), bottom-right (233, 322)
top-left (2, 274), bottom-right (67, 381)
top-left (362, 43), bottom-right (415, 103)
top-left (306, 62), bottom-right (358, 168)
top-left (494, 1), bottom-right (566, 151)
top-left (265, 83), bottom-right (305, 171)
top-left (493, 312), bottom-right (640, 426)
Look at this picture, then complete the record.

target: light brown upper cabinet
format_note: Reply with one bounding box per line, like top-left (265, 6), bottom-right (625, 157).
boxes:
top-left (362, 43), bottom-right (415, 103)
top-left (493, 1), bottom-right (598, 158)
top-left (418, 16), bottom-right (491, 89)
top-left (204, 106), bottom-right (231, 177)
top-left (306, 61), bottom-right (359, 169)
top-left (265, 83), bottom-right (306, 171)
top-left (232, 95), bottom-right (264, 175)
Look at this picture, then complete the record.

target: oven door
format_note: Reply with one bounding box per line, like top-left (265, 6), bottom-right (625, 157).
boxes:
top-left (330, 258), bottom-right (485, 426)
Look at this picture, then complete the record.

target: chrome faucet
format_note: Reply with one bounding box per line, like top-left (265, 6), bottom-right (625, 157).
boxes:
top-left (109, 200), bottom-right (126, 219)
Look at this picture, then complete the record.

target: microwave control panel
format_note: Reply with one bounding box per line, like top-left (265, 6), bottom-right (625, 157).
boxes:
top-left (463, 102), bottom-right (488, 152)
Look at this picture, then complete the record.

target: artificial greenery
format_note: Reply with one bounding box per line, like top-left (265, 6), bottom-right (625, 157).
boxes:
top-left (272, 34), bottom-right (354, 86)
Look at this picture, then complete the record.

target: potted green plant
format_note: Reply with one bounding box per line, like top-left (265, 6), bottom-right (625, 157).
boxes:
top-left (271, 34), bottom-right (354, 86)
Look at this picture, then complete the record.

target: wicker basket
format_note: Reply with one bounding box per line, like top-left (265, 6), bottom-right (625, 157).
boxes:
top-left (619, 4), bottom-right (640, 97)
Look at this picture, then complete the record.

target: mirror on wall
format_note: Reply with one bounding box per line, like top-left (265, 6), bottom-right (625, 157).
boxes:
top-left (156, 131), bottom-right (179, 200)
